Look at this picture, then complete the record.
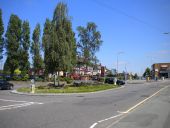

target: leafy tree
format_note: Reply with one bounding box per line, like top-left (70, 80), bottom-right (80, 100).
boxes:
top-left (64, 18), bottom-right (77, 72)
top-left (91, 56), bottom-right (99, 70)
top-left (0, 9), bottom-right (4, 60)
top-left (31, 23), bottom-right (43, 74)
top-left (43, 2), bottom-right (76, 75)
top-left (77, 22), bottom-right (102, 67)
top-left (4, 14), bottom-right (22, 75)
top-left (42, 19), bottom-right (52, 75)
top-left (53, 2), bottom-right (76, 74)
top-left (107, 70), bottom-right (114, 77)
top-left (19, 20), bottom-right (30, 74)
top-left (14, 68), bottom-right (21, 75)
top-left (133, 73), bottom-right (139, 79)
top-left (143, 67), bottom-right (151, 77)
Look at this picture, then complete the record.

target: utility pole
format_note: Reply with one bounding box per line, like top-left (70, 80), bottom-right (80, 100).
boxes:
top-left (117, 52), bottom-right (124, 77)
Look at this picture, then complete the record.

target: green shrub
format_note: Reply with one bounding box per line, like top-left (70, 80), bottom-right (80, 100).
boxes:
top-left (64, 77), bottom-right (73, 84)
top-left (13, 76), bottom-right (21, 81)
top-left (37, 85), bottom-right (48, 89)
top-left (98, 77), bottom-right (105, 82)
top-left (59, 77), bottom-right (64, 81)
top-left (14, 69), bottom-right (21, 75)
top-left (0, 76), bottom-right (3, 79)
top-left (35, 77), bottom-right (43, 81)
top-left (21, 74), bottom-right (29, 81)
top-left (63, 84), bottom-right (69, 89)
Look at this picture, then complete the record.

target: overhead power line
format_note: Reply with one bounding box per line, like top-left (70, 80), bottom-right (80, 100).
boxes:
top-left (92, 0), bottom-right (164, 32)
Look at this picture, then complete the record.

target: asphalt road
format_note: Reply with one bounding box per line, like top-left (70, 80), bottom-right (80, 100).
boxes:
top-left (0, 80), bottom-right (169, 128)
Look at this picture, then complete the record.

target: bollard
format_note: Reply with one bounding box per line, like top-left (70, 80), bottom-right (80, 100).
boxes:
top-left (114, 77), bottom-right (117, 85)
top-left (162, 77), bottom-right (164, 81)
top-left (31, 79), bottom-right (35, 93)
top-left (31, 84), bottom-right (35, 93)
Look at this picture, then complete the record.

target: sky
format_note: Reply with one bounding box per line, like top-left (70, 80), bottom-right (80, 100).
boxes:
top-left (0, 0), bottom-right (170, 75)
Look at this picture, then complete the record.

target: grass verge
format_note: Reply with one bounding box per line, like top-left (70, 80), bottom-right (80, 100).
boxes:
top-left (17, 84), bottom-right (118, 93)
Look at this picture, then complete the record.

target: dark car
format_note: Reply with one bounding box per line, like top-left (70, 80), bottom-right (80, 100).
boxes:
top-left (116, 79), bottom-right (125, 85)
top-left (105, 77), bottom-right (114, 84)
top-left (105, 77), bottom-right (125, 85)
top-left (0, 80), bottom-right (14, 90)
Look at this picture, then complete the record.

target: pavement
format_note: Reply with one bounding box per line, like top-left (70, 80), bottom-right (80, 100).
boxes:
top-left (0, 80), bottom-right (169, 128)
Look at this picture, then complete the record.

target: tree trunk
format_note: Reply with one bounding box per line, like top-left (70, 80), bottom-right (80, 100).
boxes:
top-left (57, 71), bottom-right (60, 86)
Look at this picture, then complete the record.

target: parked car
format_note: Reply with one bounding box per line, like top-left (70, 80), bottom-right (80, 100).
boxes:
top-left (105, 77), bottom-right (114, 84)
top-left (105, 77), bottom-right (125, 85)
top-left (116, 79), bottom-right (125, 85)
top-left (0, 80), bottom-right (14, 90)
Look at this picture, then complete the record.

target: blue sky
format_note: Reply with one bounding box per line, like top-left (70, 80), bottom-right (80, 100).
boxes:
top-left (0, 0), bottom-right (170, 75)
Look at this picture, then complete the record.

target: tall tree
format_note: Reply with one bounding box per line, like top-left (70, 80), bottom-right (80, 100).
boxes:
top-left (31, 23), bottom-right (43, 74)
top-left (0, 9), bottom-right (4, 60)
top-left (64, 19), bottom-right (77, 72)
top-left (4, 14), bottom-right (22, 75)
top-left (133, 73), bottom-right (139, 79)
top-left (52, 2), bottom-right (73, 74)
top-left (42, 19), bottom-right (52, 74)
top-left (77, 22), bottom-right (102, 67)
top-left (143, 67), bottom-right (151, 77)
top-left (19, 20), bottom-right (30, 74)
top-left (42, 2), bottom-right (76, 75)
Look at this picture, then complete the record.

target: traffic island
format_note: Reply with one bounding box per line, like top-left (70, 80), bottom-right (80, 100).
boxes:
top-left (16, 84), bottom-right (119, 94)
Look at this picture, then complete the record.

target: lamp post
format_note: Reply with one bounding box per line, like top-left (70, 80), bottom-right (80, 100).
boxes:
top-left (117, 52), bottom-right (124, 77)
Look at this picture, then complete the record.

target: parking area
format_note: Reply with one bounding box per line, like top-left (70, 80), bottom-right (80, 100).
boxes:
top-left (0, 98), bottom-right (43, 111)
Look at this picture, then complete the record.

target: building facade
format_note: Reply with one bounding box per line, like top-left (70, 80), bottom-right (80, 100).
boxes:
top-left (151, 63), bottom-right (170, 79)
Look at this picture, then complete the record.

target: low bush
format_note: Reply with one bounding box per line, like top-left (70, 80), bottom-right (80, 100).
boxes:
top-left (98, 77), bottom-right (105, 82)
top-left (0, 76), bottom-right (3, 79)
top-left (73, 81), bottom-right (94, 87)
top-left (21, 74), bottom-right (29, 81)
top-left (63, 77), bottom-right (73, 84)
top-left (37, 85), bottom-right (48, 89)
top-left (12, 75), bottom-right (22, 81)
top-left (35, 77), bottom-right (44, 81)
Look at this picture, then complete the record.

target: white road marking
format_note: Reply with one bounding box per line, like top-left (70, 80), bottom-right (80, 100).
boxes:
top-left (97, 114), bottom-right (123, 123)
top-left (89, 114), bottom-right (123, 128)
top-left (89, 123), bottom-right (98, 128)
top-left (118, 85), bottom-right (169, 114)
top-left (0, 99), bottom-right (43, 111)
top-left (0, 102), bottom-right (34, 111)
top-left (89, 85), bottom-right (169, 128)
top-left (0, 103), bottom-right (32, 108)
top-left (0, 99), bottom-right (43, 104)
top-left (0, 99), bottom-right (27, 102)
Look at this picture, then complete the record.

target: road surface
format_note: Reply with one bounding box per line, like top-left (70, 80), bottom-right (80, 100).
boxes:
top-left (0, 80), bottom-right (169, 128)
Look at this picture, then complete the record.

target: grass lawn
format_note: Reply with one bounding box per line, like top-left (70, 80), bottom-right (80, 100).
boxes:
top-left (17, 84), bottom-right (118, 93)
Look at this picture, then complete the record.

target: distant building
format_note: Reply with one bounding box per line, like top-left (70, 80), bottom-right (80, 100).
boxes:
top-left (151, 63), bottom-right (170, 79)
top-left (73, 64), bottom-right (105, 76)
top-left (29, 68), bottom-right (45, 76)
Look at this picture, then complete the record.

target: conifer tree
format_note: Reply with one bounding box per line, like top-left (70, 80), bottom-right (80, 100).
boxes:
top-left (43, 2), bottom-right (76, 75)
top-left (5, 14), bottom-right (22, 75)
top-left (19, 20), bottom-right (30, 74)
top-left (0, 9), bottom-right (4, 60)
top-left (31, 23), bottom-right (43, 74)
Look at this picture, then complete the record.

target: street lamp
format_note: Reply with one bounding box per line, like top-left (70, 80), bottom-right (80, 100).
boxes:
top-left (117, 52), bottom-right (124, 77)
